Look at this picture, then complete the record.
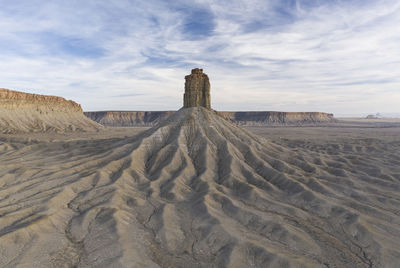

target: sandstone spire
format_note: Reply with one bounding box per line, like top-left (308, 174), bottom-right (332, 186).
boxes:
top-left (183, 68), bottom-right (211, 109)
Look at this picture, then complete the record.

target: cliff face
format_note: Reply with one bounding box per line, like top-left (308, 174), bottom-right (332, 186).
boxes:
top-left (0, 88), bottom-right (82, 113)
top-left (85, 110), bottom-right (336, 127)
top-left (183, 68), bottom-right (211, 109)
top-left (0, 88), bottom-right (103, 133)
top-left (218, 111), bottom-right (337, 125)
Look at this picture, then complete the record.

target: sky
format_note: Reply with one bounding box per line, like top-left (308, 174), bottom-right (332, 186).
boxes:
top-left (0, 0), bottom-right (399, 116)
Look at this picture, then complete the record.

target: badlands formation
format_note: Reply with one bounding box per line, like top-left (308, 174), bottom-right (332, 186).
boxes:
top-left (0, 69), bottom-right (400, 267)
top-left (0, 89), bottom-right (103, 133)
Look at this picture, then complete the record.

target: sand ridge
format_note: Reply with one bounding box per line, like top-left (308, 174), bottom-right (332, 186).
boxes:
top-left (0, 107), bottom-right (399, 267)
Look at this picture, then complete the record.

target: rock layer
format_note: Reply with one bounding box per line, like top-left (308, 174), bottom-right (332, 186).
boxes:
top-left (0, 88), bottom-right (103, 133)
top-left (183, 68), bottom-right (211, 109)
top-left (219, 111), bottom-right (337, 125)
top-left (85, 110), bottom-right (336, 127)
top-left (0, 88), bottom-right (82, 112)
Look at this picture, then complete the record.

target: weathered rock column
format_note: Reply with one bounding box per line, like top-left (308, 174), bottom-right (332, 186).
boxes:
top-left (183, 68), bottom-right (211, 109)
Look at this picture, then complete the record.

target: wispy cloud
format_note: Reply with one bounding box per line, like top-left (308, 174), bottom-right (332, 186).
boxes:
top-left (0, 0), bottom-right (399, 115)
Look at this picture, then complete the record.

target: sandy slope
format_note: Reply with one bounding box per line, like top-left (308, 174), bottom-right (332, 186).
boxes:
top-left (0, 107), bottom-right (399, 267)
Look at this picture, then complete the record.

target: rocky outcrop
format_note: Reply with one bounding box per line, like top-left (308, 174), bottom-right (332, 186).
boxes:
top-left (85, 110), bottom-right (336, 127)
top-left (84, 111), bottom-right (175, 127)
top-left (183, 68), bottom-right (211, 109)
top-left (0, 88), bottom-right (103, 133)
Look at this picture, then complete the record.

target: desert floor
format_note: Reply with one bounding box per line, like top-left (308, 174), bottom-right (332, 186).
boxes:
top-left (1, 114), bottom-right (399, 267)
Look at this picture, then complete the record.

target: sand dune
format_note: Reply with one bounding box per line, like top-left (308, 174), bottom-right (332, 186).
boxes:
top-left (0, 107), bottom-right (399, 267)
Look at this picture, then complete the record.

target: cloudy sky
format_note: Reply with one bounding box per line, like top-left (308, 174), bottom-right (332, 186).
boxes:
top-left (0, 0), bottom-right (399, 116)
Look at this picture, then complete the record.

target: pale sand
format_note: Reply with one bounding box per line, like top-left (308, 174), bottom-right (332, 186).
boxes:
top-left (0, 108), bottom-right (399, 267)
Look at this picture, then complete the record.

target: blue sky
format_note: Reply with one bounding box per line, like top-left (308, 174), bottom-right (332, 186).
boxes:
top-left (0, 0), bottom-right (399, 116)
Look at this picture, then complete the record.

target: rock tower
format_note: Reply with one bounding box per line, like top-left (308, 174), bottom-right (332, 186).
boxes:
top-left (183, 68), bottom-right (211, 109)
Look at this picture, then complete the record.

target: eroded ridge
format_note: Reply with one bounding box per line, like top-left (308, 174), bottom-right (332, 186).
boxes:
top-left (0, 108), bottom-right (399, 267)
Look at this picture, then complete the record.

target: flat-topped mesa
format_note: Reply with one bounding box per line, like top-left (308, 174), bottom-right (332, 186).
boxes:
top-left (183, 68), bottom-right (211, 109)
top-left (0, 88), bottom-right (82, 113)
top-left (0, 88), bottom-right (103, 133)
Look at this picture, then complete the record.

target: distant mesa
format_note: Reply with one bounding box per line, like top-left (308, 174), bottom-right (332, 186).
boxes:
top-left (0, 88), bottom-right (103, 134)
top-left (85, 110), bottom-right (336, 127)
top-left (366, 114), bottom-right (378, 119)
top-left (184, 68), bottom-right (211, 109)
top-left (84, 111), bottom-right (176, 127)
top-left (366, 113), bottom-right (384, 119)
top-left (219, 111), bottom-right (336, 125)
